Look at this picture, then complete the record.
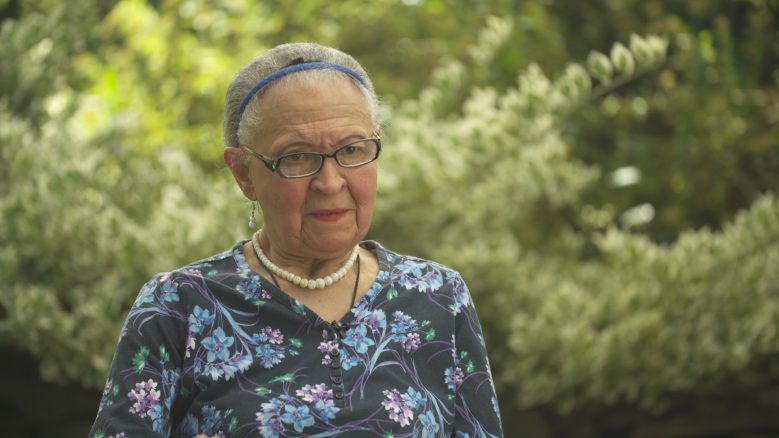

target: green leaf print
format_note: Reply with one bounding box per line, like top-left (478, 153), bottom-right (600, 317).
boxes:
top-left (269, 372), bottom-right (297, 384)
top-left (159, 345), bottom-right (169, 363)
top-left (132, 346), bottom-right (150, 373)
top-left (386, 287), bottom-right (398, 300)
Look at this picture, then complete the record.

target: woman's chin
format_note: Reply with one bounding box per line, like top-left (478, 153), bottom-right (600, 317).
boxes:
top-left (304, 231), bottom-right (363, 256)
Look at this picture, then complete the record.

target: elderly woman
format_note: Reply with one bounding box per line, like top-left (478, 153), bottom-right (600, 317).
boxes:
top-left (90, 43), bottom-right (503, 437)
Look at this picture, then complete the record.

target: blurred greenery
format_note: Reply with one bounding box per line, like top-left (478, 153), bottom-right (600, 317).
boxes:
top-left (1, 0), bottom-right (778, 436)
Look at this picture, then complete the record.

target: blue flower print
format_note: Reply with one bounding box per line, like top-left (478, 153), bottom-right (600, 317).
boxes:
top-left (390, 311), bottom-right (420, 340)
top-left (136, 279), bottom-right (157, 305)
top-left (200, 405), bottom-right (223, 435)
top-left (255, 344), bottom-right (286, 368)
top-left (236, 275), bottom-right (266, 305)
top-left (180, 414), bottom-right (198, 436)
top-left (397, 259), bottom-right (423, 279)
top-left (418, 410), bottom-right (440, 438)
top-left (159, 280), bottom-right (179, 303)
top-left (354, 307), bottom-right (387, 332)
top-left (343, 324), bottom-right (375, 354)
top-left (280, 404), bottom-right (315, 433)
top-left (315, 399), bottom-right (340, 423)
top-left (445, 366), bottom-right (465, 392)
top-left (407, 387), bottom-right (427, 409)
top-left (339, 351), bottom-right (360, 371)
top-left (188, 306), bottom-right (214, 334)
top-left (253, 327), bottom-right (287, 368)
top-left (201, 327), bottom-right (234, 363)
top-left (452, 282), bottom-right (471, 314)
top-left (257, 398), bottom-right (284, 438)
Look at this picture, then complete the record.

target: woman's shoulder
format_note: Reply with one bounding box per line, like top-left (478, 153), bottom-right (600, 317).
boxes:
top-left (165, 241), bottom-right (247, 278)
top-left (363, 240), bottom-right (463, 277)
top-left (132, 241), bottom-right (248, 303)
top-left (361, 240), bottom-right (473, 316)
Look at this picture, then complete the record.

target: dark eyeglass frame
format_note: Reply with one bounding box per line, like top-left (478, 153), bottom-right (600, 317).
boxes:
top-left (242, 137), bottom-right (381, 179)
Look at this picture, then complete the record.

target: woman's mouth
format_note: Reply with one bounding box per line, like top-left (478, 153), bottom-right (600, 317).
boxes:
top-left (310, 209), bottom-right (349, 222)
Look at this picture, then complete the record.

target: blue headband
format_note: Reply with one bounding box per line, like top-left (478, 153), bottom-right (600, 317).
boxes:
top-left (235, 61), bottom-right (367, 127)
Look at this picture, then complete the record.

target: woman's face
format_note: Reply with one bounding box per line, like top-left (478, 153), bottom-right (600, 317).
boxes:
top-left (246, 77), bottom-right (378, 259)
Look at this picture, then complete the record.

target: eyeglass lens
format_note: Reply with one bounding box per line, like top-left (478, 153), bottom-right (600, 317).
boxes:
top-left (277, 139), bottom-right (378, 177)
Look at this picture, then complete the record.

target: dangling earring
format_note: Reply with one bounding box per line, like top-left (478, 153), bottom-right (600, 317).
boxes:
top-left (248, 202), bottom-right (257, 228)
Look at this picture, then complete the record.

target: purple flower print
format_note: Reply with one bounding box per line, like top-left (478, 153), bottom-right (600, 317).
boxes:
top-left (280, 404), bottom-right (315, 433)
top-left (382, 388), bottom-right (416, 427)
top-left (343, 324), bottom-right (375, 354)
top-left (318, 339), bottom-right (339, 366)
top-left (403, 332), bottom-right (421, 352)
top-left (253, 326), bottom-right (287, 368)
top-left (255, 326), bottom-right (284, 344)
top-left (202, 327), bottom-right (234, 363)
top-left (296, 383), bottom-right (332, 403)
top-left (128, 379), bottom-right (161, 419)
top-left (444, 366), bottom-right (465, 392)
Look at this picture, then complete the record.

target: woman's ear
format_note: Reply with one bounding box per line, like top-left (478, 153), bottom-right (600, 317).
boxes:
top-left (224, 147), bottom-right (255, 200)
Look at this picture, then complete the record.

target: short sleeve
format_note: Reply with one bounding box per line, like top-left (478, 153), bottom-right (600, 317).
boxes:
top-left (90, 274), bottom-right (187, 438)
top-left (452, 280), bottom-right (504, 437)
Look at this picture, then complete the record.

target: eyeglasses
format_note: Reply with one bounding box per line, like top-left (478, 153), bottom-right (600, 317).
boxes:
top-left (242, 137), bottom-right (381, 179)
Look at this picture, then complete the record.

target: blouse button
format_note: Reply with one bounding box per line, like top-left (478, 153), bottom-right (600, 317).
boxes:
top-left (328, 348), bottom-right (339, 357)
top-left (331, 375), bottom-right (343, 384)
top-left (330, 360), bottom-right (341, 369)
top-left (333, 388), bottom-right (344, 399)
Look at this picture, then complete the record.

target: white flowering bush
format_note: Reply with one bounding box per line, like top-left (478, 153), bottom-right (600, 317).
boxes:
top-left (373, 22), bottom-right (779, 417)
top-left (0, 105), bottom-right (245, 387)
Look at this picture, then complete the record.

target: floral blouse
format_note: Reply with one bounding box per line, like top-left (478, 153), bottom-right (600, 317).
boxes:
top-left (90, 241), bottom-right (503, 437)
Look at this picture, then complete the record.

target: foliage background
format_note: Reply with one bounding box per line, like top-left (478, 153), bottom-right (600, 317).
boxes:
top-left (1, 0), bottom-right (778, 436)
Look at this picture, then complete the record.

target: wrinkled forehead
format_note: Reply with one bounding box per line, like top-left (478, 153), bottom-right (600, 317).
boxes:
top-left (245, 74), bottom-right (375, 149)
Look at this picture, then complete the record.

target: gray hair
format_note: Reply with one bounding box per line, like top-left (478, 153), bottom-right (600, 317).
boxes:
top-left (223, 42), bottom-right (380, 148)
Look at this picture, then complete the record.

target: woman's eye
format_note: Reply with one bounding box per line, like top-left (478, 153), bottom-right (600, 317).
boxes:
top-left (285, 153), bottom-right (304, 161)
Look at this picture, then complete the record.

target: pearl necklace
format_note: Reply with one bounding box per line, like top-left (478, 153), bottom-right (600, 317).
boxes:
top-left (251, 230), bottom-right (360, 290)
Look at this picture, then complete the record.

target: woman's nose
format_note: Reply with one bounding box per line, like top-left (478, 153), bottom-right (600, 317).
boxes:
top-left (310, 158), bottom-right (347, 193)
